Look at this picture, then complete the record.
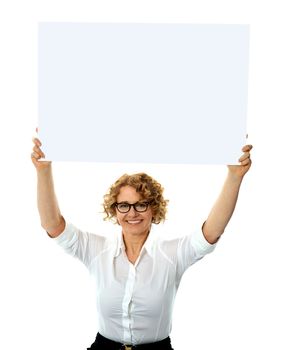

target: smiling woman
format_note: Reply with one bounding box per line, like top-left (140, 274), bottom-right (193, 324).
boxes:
top-left (31, 136), bottom-right (252, 350)
top-left (112, 185), bottom-right (155, 264)
top-left (103, 173), bottom-right (168, 224)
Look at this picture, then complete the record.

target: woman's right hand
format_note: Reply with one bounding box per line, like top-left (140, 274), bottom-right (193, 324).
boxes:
top-left (31, 137), bottom-right (52, 171)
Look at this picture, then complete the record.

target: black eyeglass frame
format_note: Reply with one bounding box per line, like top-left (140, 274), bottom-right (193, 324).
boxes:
top-left (114, 201), bottom-right (150, 213)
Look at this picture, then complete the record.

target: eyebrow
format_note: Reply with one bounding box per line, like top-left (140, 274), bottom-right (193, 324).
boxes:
top-left (117, 201), bottom-right (146, 204)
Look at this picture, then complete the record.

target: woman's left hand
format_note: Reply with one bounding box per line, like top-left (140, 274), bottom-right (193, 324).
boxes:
top-left (227, 144), bottom-right (253, 178)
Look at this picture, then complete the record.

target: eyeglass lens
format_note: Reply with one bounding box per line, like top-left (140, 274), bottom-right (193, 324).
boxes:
top-left (116, 202), bottom-right (148, 213)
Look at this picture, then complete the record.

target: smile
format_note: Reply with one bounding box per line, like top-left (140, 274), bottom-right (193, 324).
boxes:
top-left (126, 220), bottom-right (143, 224)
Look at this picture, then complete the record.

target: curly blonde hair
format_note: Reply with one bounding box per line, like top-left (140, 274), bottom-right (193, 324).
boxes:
top-left (103, 173), bottom-right (168, 224)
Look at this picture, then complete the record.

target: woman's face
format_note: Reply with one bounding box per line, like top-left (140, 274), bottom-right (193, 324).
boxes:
top-left (115, 185), bottom-right (153, 237)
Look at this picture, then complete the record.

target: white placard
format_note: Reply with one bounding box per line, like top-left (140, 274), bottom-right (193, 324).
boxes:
top-left (38, 23), bottom-right (249, 164)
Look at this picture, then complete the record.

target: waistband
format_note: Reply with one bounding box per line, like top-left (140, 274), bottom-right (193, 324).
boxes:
top-left (89, 332), bottom-right (173, 350)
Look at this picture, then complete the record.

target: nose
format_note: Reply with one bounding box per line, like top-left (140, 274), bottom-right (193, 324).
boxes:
top-left (127, 206), bottom-right (139, 216)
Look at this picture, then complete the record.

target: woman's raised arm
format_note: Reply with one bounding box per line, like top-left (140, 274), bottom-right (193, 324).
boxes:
top-left (202, 144), bottom-right (253, 244)
top-left (31, 137), bottom-right (65, 238)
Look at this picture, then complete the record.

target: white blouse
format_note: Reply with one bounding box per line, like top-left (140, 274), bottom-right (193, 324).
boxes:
top-left (54, 223), bottom-right (217, 345)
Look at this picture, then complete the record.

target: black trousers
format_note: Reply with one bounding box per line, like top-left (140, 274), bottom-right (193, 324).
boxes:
top-left (88, 332), bottom-right (174, 350)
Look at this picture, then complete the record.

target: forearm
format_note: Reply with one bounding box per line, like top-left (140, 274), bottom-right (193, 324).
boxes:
top-left (202, 172), bottom-right (243, 244)
top-left (37, 165), bottom-right (64, 235)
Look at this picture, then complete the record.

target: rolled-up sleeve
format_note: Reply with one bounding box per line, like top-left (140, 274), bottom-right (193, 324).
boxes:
top-left (177, 227), bottom-right (218, 278)
top-left (53, 222), bottom-right (106, 268)
top-left (190, 227), bottom-right (217, 257)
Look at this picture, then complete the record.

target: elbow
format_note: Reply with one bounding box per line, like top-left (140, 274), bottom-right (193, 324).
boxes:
top-left (202, 221), bottom-right (223, 244)
top-left (41, 216), bottom-right (66, 238)
top-left (204, 233), bottom-right (222, 244)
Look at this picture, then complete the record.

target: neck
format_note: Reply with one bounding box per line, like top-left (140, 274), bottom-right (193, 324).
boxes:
top-left (122, 231), bottom-right (150, 256)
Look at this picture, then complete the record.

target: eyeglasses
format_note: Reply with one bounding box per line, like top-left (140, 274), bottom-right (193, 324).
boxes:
top-left (115, 201), bottom-right (150, 213)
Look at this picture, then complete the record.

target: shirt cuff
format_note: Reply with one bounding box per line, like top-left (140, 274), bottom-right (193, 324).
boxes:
top-left (52, 222), bottom-right (78, 248)
top-left (191, 226), bottom-right (218, 256)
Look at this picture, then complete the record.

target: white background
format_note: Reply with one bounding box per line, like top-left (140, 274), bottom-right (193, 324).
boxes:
top-left (0, 1), bottom-right (283, 349)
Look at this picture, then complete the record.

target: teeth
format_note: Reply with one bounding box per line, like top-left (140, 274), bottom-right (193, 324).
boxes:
top-left (127, 220), bottom-right (142, 224)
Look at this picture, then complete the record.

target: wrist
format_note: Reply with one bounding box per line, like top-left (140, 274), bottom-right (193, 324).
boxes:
top-left (36, 163), bottom-right (52, 176)
top-left (226, 170), bottom-right (244, 184)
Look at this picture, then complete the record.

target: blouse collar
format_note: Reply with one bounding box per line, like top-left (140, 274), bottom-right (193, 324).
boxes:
top-left (114, 228), bottom-right (157, 258)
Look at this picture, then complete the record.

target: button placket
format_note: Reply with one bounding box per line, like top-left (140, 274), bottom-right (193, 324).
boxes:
top-left (122, 264), bottom-right (136, 344)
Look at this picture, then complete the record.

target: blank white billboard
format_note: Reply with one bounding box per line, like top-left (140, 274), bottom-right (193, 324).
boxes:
top-left (38, 23), bottom-right (249, 164)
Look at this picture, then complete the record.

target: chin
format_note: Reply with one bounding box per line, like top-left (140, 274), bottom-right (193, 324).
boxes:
top-left (124, 225), bottom-right (150, 236)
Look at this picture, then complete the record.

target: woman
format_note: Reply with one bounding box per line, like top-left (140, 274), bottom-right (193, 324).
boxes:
top-left (31, 137), bottom-right (252, 350)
